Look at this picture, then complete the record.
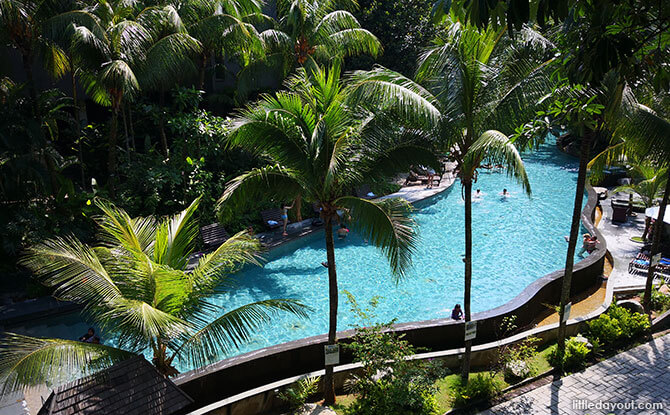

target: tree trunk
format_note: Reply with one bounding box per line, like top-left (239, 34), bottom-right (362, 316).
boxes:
top-left (122, 100), bottom-right (130, 153)
top-left (643, 170), bottom-right (670, 314)
top-left (127, 103), bottom-right (136, 151)
top-left (71, 67), bottom-right (86, 188)
top-left (21, 52), bottom-right (39, 117)
top-left (323, 217), bottom-right (338, 405)
top-left (556, 133), bottom-right (592, 369)
top-left (295, 194), bottom-right (303, 222)
top-left (108, 103), bottom-right (120, 192)
top-left (198, 54), bottom-right (208, 90)
top-left (159, 88), bottom-right (169, 158)
top-left (460, 178), bottom-right (473, 383)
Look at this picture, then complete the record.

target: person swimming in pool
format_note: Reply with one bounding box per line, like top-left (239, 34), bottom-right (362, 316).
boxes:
top-left (474, 189), bottom-right (483, 200)
top-left (282, 201), bottom-right (295, 236)
top-left (499, 188), bottom-right (510, 199)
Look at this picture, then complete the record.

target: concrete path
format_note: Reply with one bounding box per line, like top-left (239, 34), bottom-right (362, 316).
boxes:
top-left (596, 192), bottom-right (649, 290)
top-left (481, 333), bottom-right (670, 415)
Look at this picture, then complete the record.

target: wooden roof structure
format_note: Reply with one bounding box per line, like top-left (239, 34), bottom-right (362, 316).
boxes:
top-left (37, 356), bottom-right (193, 415)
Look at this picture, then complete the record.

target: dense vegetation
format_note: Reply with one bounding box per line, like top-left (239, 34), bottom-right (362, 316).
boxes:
top-left (0, 0), bottom-right (669, 407)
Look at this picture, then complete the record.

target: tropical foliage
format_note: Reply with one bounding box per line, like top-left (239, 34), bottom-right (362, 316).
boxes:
top-left (0, 199), bottom-right (307, 391)
top-left (404, 21), bottom-right (552, 382)
top-left (218, 62), bottom-right (439, 403)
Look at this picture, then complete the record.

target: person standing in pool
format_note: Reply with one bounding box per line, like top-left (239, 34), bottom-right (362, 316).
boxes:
top-left (499, 188), bottom-right (510, 198)
top-left (282, 201), bottom-right (295, 236)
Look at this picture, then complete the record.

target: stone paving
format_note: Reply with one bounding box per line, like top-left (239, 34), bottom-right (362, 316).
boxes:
top-left (596, 192), bottom-right (649, 290)
top-left (481, 334), bottom-right (670, 415)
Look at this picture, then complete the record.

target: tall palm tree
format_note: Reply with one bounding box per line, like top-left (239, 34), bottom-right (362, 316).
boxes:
top-left (176, 0), bottom-right (265, 90)
top-left (218, 63), bottom-right (439, 404)
top-left (136, 4), bottom-right (201, 156)
top-left (238, 0), bottom-right (381, 98)
top-left (587, 87), bottom-right (670, 315)
top-left (0, 198), bottom-right (307, 392)
top-left (410, 22), bottom-right (555, 382)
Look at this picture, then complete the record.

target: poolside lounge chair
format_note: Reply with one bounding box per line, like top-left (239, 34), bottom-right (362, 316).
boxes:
top-left (200, 223), bottom-right (230, 251)
top-left (355, 184), bottom-right (376, 200)
top-left (628, 252), bottom-right (670, 276)
top-left (261, 208), bottom-right (286, 230)
top-left (611, 200), bottom-right (628, 223)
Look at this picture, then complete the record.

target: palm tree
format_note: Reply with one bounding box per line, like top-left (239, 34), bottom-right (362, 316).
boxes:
top-left (587, 86), bottom-right (670, 315)
top-left (411, 22), bottom-right (555, 382)
top-left (0, 198), bottom-right (307, 392)
top-left (176, 0), bottom-right (265, 90)
top-left (218, 63), bottom-right (438, 404)
top-left (136, 4), bottom-right (202, 157)
top-left (612, 163), bottom-right (667, 209)
top-left (238, 0), bottom-right (381, 98)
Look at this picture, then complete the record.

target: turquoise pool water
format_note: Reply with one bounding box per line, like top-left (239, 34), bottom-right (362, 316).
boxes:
top-left (9, 141), bottom-right (585, 371)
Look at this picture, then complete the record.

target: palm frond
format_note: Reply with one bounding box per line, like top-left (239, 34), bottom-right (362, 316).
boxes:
top-left (217, 164), bottom-right (303, 212)
top-left (19, 236), bottom-right (122, 305)
top-left (346, 66), bottom-right (441, 126)
top-left (467, 130), bottom-right (531, 195)
top-left (0, 333), bottom-right (133, 393)
top-left (335, 196), bottom-right (417, 280)
top-left (175, 299), bottom-right (309, 368)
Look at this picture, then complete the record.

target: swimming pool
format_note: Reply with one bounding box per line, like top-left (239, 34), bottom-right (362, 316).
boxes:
top-left (9, 140), bottom-right (585, 372)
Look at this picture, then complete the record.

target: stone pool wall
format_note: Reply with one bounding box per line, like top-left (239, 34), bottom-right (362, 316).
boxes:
top-left (175, 184), bottom-right (607, 415)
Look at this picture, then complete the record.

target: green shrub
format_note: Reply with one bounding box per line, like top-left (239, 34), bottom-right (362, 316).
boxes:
top-left (277, 376), bottom-right (320, 410)
top-left (642, 284), bottom-right (670, 313)
top-left (587, 314), bottom-right (622, 345)
top-left (549, 337), bottom-right (591, 370)
top-left (587, 303), bottom-right (650, 348)
top-left (452, 374), bottom-right (502, 407)
top-left (342, 293), bottom-right (446, 415)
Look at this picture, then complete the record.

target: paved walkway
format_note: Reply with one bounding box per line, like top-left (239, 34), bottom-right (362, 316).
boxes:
top-left (481, 333), bottom-right (670, 415)
top-left (596, 192), bottom-right (649, 290)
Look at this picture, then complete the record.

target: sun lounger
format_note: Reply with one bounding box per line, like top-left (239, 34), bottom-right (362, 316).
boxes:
top-left (261, 208), bottom-right (286, 230)
top-left (404, 169), bottom-right (442, 186)
top-left (200, 223), bottom-right (230, 251)
top-left (628, 253), bottom-right (670, 275)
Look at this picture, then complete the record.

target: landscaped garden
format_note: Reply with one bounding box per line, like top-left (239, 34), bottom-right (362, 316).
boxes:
top-left (0, 0), bottom-right (669, 414)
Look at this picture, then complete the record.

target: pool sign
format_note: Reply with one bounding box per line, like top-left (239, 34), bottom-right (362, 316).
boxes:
top-left (324, 344), bottom-right (340, 366)
top-left (652, 253), bottom-right (661, 267)
top-left (562, 302), bottom-right (572, 323)
top-left (464, 321), bottom-right (477, 341)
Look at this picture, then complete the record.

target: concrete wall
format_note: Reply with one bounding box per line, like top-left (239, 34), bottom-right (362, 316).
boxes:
top-left (175, 184), bottom-right (608, 415)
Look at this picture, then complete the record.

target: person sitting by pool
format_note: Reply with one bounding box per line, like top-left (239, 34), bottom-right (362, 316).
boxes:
top-left (282, 201), bottom-right (295, 236)
top-left (577, 233), bottom-right (592, 256)
top-left (585, 235), bottom-right (599, 254)
top-left (337, 224), bottom-right (349, 240)
top-left (79, 327), bottom-right (95, 343)
top-left (451, 304), bottom-right (463, 320)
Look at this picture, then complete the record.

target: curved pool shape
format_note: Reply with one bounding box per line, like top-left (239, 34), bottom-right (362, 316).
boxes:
top-left (10, 141), bottom-right (585, 372)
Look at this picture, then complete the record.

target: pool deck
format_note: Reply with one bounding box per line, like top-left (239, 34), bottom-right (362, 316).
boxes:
top-left (596, 191), bottom-right (649, 292)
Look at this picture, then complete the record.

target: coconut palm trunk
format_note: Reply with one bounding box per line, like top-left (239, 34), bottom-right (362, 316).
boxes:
top-left (70, 63), bottom-right (86, 187)
top-left (108, 102), bottom-right (120, 186)
top-left (323, 214), bottom-right (338, 405)
top-left (643, 170), bottom-right (670, 314)
top-left (21, 52), bottom-right (40, 117)
top-left (159, 87), bottom-right (169, 158)
top-left (461, 177), bottom-right (473, 382)
top-left (556, 133), bottom-right (593, 364)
